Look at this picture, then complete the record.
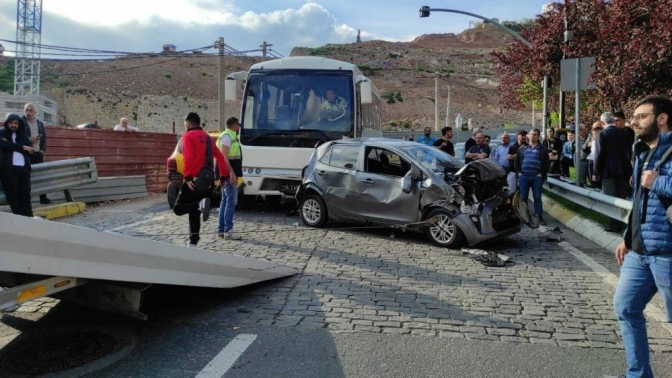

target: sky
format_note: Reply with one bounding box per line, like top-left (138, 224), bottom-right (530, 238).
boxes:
top-left (0, 1), bottom-right (552, 59)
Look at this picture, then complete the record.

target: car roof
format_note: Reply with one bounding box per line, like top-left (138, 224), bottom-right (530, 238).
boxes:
top-left (330, 137), bottom-right (426, 148)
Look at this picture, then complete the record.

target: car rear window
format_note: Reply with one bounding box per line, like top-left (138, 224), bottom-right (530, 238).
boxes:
top-left (320, 145), bottom-right (359, 169)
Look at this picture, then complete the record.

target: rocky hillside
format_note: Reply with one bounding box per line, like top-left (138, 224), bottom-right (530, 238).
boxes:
top-left (1, 24), bottom-right (531, 131)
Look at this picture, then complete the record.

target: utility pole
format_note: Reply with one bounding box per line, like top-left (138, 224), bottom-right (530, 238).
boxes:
top-left (434, 73), bottom-right (439, 131)
top-left (260, 41), bottom-right (272, 62)
top-left (216, 37), bottom-right (225, 131)
top-left (445, 86), bottom-right (451, 128)
top-left (532, 100), bottom-right (535, 128)
top-left (560, 0), bottom-right (572, 131)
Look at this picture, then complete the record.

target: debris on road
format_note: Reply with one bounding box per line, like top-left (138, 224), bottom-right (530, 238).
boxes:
top-left (538, 226), bottom-right (563, 242)
top-left (461, 248), bottom-right (513, 267)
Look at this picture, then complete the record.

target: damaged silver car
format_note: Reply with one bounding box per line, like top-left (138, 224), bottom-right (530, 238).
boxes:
top-left (296, 138), bottom-right (521, 248)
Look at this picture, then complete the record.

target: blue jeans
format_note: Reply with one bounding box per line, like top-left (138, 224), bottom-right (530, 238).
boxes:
top-left (518, 174), bottom-right (544, 216)
top-left (614, 253), bottom-right (672, 378)
top-left (218, 181), bottom-right (238, 233)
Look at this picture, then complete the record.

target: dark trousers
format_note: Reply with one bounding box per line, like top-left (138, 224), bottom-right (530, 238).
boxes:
top-left (29, 152), bottom-right (49, 202)
top-left (1, 168), bottom-right (33, 217)
top-left (602, 174), bottom-right (629, 231)
top-left (587, 160), bottom-right (601, 189)
top-left (173, 181), bottom-right (206, 245)
top-left (561, 157), bottom-right (574, 177)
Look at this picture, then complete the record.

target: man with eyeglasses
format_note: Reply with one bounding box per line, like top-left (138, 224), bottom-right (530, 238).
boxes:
top-left (594, 111), bottom-right (633, 233)
top-left (612, 96), bottom-right (672, 378)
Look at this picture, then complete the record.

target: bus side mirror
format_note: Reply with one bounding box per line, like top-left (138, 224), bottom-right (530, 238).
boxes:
top-left (360, 81), bottom-right (373, 105)
top-left (225, 79), bottom-right (237, 102)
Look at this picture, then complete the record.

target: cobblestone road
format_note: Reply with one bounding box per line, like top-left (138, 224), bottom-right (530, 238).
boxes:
top-left (9, 196), bottom-right (672, 353)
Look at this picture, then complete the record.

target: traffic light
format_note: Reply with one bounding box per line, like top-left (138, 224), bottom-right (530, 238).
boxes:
top-left (419, 6), bottom-right (430, 18)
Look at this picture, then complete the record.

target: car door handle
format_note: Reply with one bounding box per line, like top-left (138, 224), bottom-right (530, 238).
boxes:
top-left (361, 178), bottom-right (375, 185)
top-left (316, 170), bottom-right (327, 176)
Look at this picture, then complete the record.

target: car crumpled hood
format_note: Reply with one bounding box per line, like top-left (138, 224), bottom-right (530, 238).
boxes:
top-left (455, 159), bottom-right (507, 182)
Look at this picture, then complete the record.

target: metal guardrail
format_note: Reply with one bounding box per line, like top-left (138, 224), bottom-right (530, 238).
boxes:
top-left (0, 157), bottom-right (98, 204)
top-left (544, 177), bottom-right (632, 222)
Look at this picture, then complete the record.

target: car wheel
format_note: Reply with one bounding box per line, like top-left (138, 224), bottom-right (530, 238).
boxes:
top-left (299, 193), bottom-right (328, 228)
top-left (167, 183), bottom-right (179, 209)
top-left (425, 208), bottom-right (465, 248)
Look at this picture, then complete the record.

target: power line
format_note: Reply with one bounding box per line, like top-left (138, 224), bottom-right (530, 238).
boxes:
top-left (1, 38), bottom-right (275, 75)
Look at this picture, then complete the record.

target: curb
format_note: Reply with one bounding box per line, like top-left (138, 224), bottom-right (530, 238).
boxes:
top-left (541, 194), bottom-right (622, 252)
top-left (33, 202), bottom-right (86, 220)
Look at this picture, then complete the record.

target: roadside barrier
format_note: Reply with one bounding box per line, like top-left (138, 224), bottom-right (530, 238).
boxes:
top-left (0, 157), bottom-right (98, 204)
top-left (544, 177), bottom-right (631, 222)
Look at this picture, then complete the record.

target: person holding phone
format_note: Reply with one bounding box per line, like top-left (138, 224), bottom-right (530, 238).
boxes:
top-left (22, 103), bottom-right (51, 204)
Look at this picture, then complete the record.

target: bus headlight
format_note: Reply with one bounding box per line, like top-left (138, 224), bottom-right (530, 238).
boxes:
top-left (255, 168), bottom-right (262, 174)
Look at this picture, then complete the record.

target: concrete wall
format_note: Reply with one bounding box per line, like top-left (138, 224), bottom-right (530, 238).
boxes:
top-left (48, 87), bottom-right (241, 133)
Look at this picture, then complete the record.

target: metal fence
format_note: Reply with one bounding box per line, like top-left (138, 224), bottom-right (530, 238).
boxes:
top-left (0, 157), bottom-right (98, 204)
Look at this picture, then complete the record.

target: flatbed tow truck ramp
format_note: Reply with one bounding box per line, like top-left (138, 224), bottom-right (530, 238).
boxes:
top-left (0, 211), bottom-right (298, 319)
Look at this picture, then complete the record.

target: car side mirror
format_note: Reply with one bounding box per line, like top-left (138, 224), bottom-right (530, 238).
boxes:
top-left (401, 174), bottom-right (412, 194)
top-left (411, 164), bottom-right (423, 181)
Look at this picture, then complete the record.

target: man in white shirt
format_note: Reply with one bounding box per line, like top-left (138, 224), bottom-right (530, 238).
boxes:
top-left (113, 117), bottom-right (139, 132)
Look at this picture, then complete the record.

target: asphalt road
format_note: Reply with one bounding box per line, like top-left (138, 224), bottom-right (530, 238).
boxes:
top-left (1, 195), bottom-right (671, 378)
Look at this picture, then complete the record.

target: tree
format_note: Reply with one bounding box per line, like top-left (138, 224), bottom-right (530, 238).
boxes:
top-left (493, 0), bottom-right (672, 114)
top-left (0, 60), bottom-right (15, 94)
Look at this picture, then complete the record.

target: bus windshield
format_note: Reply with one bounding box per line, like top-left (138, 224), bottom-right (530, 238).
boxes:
top-left (240, 71), bottom-right (354, 147)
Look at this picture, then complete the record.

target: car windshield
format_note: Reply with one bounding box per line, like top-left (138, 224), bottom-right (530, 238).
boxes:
top-left (399, 144), bottom-right (464, 174)
top-left (241, 71), bottom-right (354, 146)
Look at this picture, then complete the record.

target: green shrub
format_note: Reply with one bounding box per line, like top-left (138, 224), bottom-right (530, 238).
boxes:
top-left (357, 64), bottom-right (382, 76)
top-left (164, 72), bottom-right (172, 79)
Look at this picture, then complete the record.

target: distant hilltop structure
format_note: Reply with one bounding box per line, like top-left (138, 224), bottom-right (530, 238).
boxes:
top-left (356, 30), bottom-right (361, 43)
top-left (162, 44), bottom-right (176, 53)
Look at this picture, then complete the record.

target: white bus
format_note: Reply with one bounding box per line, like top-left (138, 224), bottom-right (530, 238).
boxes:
top-left (225, 56), bottom-right (383, 200)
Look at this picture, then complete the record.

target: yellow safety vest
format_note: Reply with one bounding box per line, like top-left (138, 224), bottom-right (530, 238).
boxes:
top-left (217, 128), bottom-right (241, 159)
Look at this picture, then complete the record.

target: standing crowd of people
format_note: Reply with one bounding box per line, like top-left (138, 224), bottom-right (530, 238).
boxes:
top-left (408, 97), bottom-right (672, 378)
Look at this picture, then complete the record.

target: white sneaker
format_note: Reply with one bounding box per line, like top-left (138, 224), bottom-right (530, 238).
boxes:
top-left (218, 231), bottom-right (242, 240)
top-left (199, 197), bottom-right (211, 221)
top-left (187, 243), bottom-right (197, 248)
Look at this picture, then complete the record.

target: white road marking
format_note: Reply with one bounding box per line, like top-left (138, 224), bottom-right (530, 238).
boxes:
top-left (558, 241), bottom-right (672, 334)
top-left (107, 216), bottom-right (165, 232)
top-left (196, 334), bottom-right (257, 378)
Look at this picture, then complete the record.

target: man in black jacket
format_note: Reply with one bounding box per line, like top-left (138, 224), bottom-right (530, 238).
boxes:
top-left (542, 127), bottom-right (562, 175)
top-left (22, 103), bottom-right (51, 204)
top-left (594, 111), bottom-right (633, 232)
top-left (0, 113), bottom-right (35, 216)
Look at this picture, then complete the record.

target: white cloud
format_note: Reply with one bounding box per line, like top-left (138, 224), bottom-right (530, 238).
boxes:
top-left (0, 1), bottom-right (548, 58)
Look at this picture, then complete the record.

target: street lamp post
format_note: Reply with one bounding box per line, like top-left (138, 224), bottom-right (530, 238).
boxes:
top-left (420, 6), bottom-right (549, 134)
